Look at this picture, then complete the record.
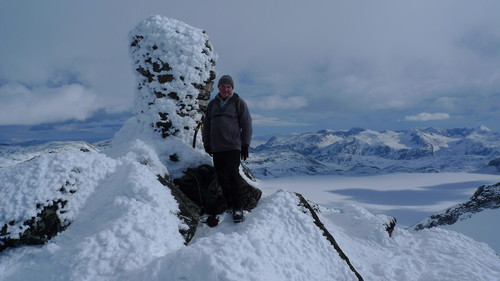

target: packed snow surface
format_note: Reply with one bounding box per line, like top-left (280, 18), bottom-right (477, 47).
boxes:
top-left (256, 173), bottom-right (500, 254)
top-left (440, 208), bottom-right (499, 253)
top-left (1, 141), bottom-right (499, 281)
top-left (257, 173), bottom-right (500, 216)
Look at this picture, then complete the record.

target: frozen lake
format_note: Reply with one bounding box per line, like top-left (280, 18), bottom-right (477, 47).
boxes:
top-left (255, 172), bottom-right (500, 227)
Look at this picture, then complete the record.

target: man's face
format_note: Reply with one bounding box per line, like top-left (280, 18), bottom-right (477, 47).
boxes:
top-left (218, 83), bottom-right (233, 99)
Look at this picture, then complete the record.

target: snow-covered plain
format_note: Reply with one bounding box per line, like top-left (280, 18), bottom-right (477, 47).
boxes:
top-left (256, 173), bottom-right (500, 225)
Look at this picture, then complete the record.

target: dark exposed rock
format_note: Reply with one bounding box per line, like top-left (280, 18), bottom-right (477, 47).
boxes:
top-left (154, 91), bottom-right (166, 98)
top-left (173, 165), bottom-right (226, 216)
top-left (157, 74), bottom-right (175, 84)
top-left (0, 162), bottom-right (86, 253)
top-left (240, 175), bottom-right (262, 211)
top-left (158, 112), bottom-right (169, 120)
top-left (295, 192), bottom-right (364, 281)
top-left (173, 164), bottom-right (262, 216)
top-left (487, 158), bottom-right (500, 172)
top-left (1, 199), bottom-right (70, 253)
top-left (413, 182), bottom-right (500, 231)
top-left (130, 35), bottom-right (144, 47)
top-left (167, 92), bottom-right (180, 100)
top-left (155, 120), bottom-right (178, 138)
top-left (150, 59), bottom-right (171, 72)
top-left (241, 162), bottom-right (257, 182)
top-left (157, 164), bottom-right (261, 243)
top-left (169, 154), bottom-right (179, 162)
top-left (157, 174), bottom-right (200, 244)
top-left (384, 217), bottom-right (397, 238)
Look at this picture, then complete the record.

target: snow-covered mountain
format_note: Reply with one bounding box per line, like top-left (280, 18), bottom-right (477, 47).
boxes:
top-left (414, 182), bottom-right (500, 230)
top-left (1, 15), bottom-right (500, 281)
top-left (248, 126), bottom-right (500, 177)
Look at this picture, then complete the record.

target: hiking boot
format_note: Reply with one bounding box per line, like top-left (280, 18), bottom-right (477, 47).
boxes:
top-left (233, 209), bottom-right (244, 223)
top-left (205, 215), bottom-right (219, 227)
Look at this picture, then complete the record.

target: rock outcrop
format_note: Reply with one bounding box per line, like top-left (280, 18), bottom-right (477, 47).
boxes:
top-left (0, 145), bottom-right (110, 253)
top-left (174, 164), bottom-right (262, 214)
top-left (157, 174), bottom-right (201, 244)
top-left (486, 157), bottom-right (500, 172)
top-left (295, 193), bottom-right (364, 281)
top-left (0, 199), bottom-right (69, 252)
top-left (413, 182), bottom-right (500, 230)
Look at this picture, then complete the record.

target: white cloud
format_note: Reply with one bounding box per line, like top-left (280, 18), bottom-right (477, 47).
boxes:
top-left (252, 114), bottom-right (309, 127)
top-left (0, 83), bottom-right (98, 125)
top-left (1, 1), bottom-right (500, 132)
top-left (404, 112), bottom-right (451, 122)
top-left (249, 96), bottom-right (308, 110)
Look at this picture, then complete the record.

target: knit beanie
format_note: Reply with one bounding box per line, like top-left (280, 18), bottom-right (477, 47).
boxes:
top-left (218, 75), bottom-right (234, 88)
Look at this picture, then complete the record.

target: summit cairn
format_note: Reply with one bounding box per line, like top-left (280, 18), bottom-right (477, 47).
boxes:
top-left (108, 15), bottom-right (219, 176)
top-left (119, 16), bottom-right (221, 242)
top-left (129, 15), bottom-right (216, 146)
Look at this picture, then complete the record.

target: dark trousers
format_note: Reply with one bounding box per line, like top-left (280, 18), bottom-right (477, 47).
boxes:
top-left (212, 149), bottom-right (242, 210)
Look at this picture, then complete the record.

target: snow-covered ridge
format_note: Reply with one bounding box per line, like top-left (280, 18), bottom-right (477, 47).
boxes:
top-left (0, 141), bottom-right (98, 168)
top-left (0, 140), bottom-right (187, 280)
top-left (2, 140), bottom-right (499, 280)
top-left (1, 139), bottom-right (499, 280)
top-left (413, 182), bottom-right (500, 230)
top-left (248, 126), bottom-right (500, 177)
top-left (412, 181), bottom-right (500, 253)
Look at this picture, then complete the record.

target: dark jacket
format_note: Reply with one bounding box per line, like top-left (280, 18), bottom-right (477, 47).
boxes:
top-left (202, 93), bottom-right (252, 153)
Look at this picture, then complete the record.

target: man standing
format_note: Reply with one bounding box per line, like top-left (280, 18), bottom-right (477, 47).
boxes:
top-left (202, 75), bottom-right (252, 223)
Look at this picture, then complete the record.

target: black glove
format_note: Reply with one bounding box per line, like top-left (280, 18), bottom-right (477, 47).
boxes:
top-left (204, 146), bottom-right (212, 157)
top-left (241, 145), bottom-right (249, 161)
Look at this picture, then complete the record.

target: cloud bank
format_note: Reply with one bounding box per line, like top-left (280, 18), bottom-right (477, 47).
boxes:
top-left (405, 112), bottom-right (451, 122)
top-left (252, 113), bottom-right (309, 127)
top-left (249, 96), bottom-right (308, 110)
top-left (1, 0), bottom-right (500, 136)
top-left (0, 83), bottom-right (98, 125)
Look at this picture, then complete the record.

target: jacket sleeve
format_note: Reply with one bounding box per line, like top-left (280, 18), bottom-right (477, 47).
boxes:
top-left (238, 99), bottom-right (253, 147)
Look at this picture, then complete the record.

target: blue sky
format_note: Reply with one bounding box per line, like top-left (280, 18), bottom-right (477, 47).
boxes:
top-left (1, 0), bottom-right (499, 143)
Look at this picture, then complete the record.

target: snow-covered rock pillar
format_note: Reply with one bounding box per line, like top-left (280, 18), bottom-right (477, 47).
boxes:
top-left (129, 15), bottom-right (217, 143)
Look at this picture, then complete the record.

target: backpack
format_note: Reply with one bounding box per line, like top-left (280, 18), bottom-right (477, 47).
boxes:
top-left (174, 164), bottom-right (227, 215)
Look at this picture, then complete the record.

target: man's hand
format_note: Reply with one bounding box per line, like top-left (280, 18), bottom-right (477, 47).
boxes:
top-left (204, 146), bottom-right (212, 157)
top-left (241, 145), bottom-right (249, 161)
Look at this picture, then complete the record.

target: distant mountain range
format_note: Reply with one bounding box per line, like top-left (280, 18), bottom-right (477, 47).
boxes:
top-left (2, 126), bottom-right (499, 178)
top-left (247, 126), bottom-right (500, 178)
